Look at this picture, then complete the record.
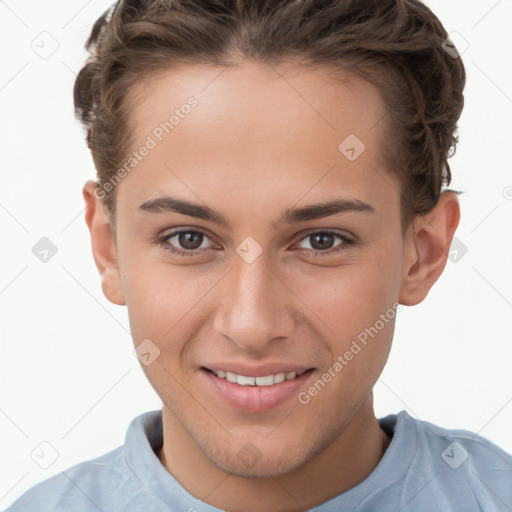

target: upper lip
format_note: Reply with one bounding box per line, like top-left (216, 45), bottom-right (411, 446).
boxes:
top-left (202, 363), bottom-right (313, 377)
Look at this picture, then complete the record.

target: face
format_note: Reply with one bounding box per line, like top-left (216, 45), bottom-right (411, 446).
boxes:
top-left (108, 61), bottom-right (407, 477)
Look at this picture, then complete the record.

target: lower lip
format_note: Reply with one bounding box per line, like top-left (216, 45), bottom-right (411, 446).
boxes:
top-left (201, 368), bottom-right (314, 413)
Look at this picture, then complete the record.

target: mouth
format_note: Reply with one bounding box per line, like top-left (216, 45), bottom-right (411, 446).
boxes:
top-left (203, 367), bottom-right (310, 386)
top-left (200, 366), bottom-right (315, 412)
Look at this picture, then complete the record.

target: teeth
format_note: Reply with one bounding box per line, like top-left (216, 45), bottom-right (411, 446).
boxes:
top-left (255, 375), bottom-right (274, 386)
top-left (226, 372), bottom-right (237, 383)
top-left (274, 373), bottom-right (285, 384)
top-left (210, 369), bottom-right (298, 386)
top-left (237, 375), bottom-right (255, 386)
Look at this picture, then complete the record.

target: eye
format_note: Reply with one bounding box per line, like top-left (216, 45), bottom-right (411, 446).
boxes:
top-left (296, 230), bottom-right (355, 256)
top-left (156, 229), bottom-right (215, 256)
top-left (155, 228), bottom-right (355, 258)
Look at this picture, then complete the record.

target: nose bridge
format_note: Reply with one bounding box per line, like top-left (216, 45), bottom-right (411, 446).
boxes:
top-left (213, 251), bottom-right (292, 351)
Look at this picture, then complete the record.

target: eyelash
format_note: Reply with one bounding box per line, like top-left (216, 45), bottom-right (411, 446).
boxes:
top-left (155, 229), bottom-right (355, 258)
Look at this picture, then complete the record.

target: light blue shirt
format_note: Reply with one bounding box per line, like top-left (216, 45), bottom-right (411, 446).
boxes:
top-left (4, 410), bottom-right (512, 511)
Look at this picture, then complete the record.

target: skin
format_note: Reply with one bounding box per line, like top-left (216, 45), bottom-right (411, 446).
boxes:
top-left (83, 60), bottom-right (460, 511)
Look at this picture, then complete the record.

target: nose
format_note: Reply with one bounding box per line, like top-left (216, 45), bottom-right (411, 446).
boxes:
top-left (213, 251), bottom-right (295, 351)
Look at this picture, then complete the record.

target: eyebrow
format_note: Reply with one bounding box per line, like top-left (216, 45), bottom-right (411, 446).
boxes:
top-left (138, 195), bottom-right (375, 229)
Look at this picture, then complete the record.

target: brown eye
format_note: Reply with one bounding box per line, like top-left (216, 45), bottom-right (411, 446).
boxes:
top-left (308, 232), bottom-right (336, 250)
top-left (297, 230), bottom-right (355, 256)
top-left (158, 229), bottom-right (213, 256)
top-left (177, 231), bottom-right (204, 250)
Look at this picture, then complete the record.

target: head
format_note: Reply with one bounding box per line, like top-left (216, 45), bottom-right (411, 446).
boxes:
top-left (77, 0), bottom-right (465, 478)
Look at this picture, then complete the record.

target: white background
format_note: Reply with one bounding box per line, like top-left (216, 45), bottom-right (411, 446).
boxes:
top-left (1, 0), bottom-right (511, 508)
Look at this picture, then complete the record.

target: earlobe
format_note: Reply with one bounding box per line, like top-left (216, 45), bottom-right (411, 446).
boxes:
top-left (399, 191), bottom-right (460, 306)
top-left (82, 180), bottom-right (126, 306)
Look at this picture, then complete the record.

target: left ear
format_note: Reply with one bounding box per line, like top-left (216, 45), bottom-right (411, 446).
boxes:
top-left (399, 190), bottom-right (460, 306)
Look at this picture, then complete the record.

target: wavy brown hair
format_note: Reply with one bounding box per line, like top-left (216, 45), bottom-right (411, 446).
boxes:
top-left (73, 0), bottom-right (466, 234)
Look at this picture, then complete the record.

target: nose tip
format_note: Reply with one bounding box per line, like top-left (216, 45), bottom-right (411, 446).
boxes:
top-left (213, 255), bottom-right (294, 352)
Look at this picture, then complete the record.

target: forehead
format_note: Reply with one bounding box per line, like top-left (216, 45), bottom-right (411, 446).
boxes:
top-left (118, 60), bottom-right (398, 223)
top-left (127, 59), bottom-right (388, 151)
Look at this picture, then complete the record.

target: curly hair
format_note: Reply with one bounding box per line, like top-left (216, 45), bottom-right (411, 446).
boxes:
top-left (73, 0), bottom-right (466, 234)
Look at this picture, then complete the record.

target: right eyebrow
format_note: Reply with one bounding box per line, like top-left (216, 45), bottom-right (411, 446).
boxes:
top-left (138, 196), bottom-right (232, 228)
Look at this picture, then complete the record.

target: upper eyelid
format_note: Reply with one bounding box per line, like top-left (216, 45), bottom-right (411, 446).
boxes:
top-left (161, 228), bottom-right (218, 246)
top-left (296, 228), bottom-right (354, 241)
top-left (161, 227), bottom-right (354, 248)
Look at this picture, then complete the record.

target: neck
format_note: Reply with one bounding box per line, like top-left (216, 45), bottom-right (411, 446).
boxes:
top-left (157, 394), bottom-right (391, 512)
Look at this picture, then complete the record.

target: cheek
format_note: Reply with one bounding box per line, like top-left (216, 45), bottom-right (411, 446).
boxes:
top-left (293, 259), bottom-right (400, 339)
top-left (120, 257), bottom-right (191, 341)
top-left (120, 254), bottom-right (222, 354)
top-left (288, 245), bottom-right (402, 386)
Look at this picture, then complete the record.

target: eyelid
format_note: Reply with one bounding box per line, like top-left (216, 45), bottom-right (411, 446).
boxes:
top-left (157, 225), bottom-right (216, 240)
top-left (295, 227), bottom-right (356, 243)
top-left (157, 226), bottom-right (356, 258)
top-left (292, 229), bottom-right (355, 255)
top-left (158, 227), bottom-right (354, 245)
top-left (157, 227), bottom-right (218, 251)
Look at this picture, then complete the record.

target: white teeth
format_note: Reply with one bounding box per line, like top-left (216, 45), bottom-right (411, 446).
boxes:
top-left (255, 375), bottom-right (274, 386)
top-left (210, 369), bottom-right (300, 386)
top-left (237, 375), bottom-right (255, 386)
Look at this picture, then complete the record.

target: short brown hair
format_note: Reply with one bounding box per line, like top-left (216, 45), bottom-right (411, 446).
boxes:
top-left (73, 0), bottom-right (466, 234)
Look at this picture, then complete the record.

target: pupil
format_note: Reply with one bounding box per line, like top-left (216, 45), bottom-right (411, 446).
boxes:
top-left (180, 232), bottom-right (202, 249)
top-left (311, 233), bottom-right (334, 250)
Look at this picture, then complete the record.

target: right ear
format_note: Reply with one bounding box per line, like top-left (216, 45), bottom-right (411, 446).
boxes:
top-left (82, 180), bottom-right (126, 306)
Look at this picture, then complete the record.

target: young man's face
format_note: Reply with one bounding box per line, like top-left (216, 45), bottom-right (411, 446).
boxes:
top-left (85, 60), bottom-right (456, 480)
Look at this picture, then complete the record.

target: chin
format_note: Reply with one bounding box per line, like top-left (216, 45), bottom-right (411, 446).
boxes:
top-left (196, 431), bottom-right (324, 479)
top-left (208, 449), bottom-right (308, 479)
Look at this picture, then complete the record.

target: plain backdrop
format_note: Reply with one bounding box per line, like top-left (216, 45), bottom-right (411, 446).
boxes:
top-left (1, 0), bottom-right (511, 508)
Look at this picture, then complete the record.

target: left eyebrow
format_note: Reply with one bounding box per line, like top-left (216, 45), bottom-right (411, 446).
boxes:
top-left (137, 195), bottom-right (375, 230)
top-left (275, 198), bottom-right (375, 227)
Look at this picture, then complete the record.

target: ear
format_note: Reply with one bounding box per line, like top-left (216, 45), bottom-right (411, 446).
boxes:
top-left (83, 180), bottom-right (126, 306)
top-left (399, 190), bottom-right (460, 306)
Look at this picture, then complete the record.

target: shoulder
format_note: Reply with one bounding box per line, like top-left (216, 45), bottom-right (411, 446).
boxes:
top-left (409, 412), bottom-right (512, 468)
top-left (3, 411), bottom-right (163, 512)
top-left (3, 446), bottom-right (132, 512)
top-left (397, 411), bottom-right (512, 508)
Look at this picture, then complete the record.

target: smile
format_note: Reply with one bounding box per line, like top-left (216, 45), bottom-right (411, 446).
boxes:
top-left (201, 367), bottom-right (315, 412)
top-left (207, 368), bottom-right (308, 386)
